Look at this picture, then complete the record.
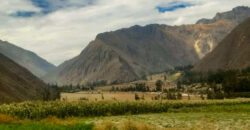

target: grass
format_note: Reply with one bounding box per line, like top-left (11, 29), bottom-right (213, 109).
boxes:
top-left (0, 123), bottom-right (94, 130)
top-left (1, 112), bottom-right (249, 130)
top-left (85, 112), bottom-right (250, 129)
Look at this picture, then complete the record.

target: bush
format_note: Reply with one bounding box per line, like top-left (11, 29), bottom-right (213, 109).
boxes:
top-left (155, 80), bottom-right (163, 92)
top-left (135, 93), bottom-right (140, 100)
top-left (177, 93), bottom-right (182, 100)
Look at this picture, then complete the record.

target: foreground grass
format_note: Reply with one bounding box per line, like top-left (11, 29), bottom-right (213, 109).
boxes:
top-left (0, 112), bottom-right (250, 130)
top-left (0, 123), bottom-right (93, 130)
top-left (0, 99), bottom-right (250, 119)
top-left (87, 112), bottom-right (250, 129)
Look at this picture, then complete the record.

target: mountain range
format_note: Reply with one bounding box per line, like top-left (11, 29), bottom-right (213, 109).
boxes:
top-left (0, 40), bottom-right (55, 77)
top-left (44, 6), bottom-right (250, 86)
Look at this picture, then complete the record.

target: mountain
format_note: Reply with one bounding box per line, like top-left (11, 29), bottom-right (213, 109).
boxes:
top-left (44, 6), bottom-right (250, 86)
top-left (197, 6), bottom-right (250, 24)
top-left (0, 53), bottom-right (55, 103)
top-left (193, 17), bottom-right (250, 72)
top-left (0, 40), bottom-right (55, 77)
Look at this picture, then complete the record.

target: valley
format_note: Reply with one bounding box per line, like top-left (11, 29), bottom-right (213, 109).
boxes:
top-left (0, 3), bottom-right (250, 130)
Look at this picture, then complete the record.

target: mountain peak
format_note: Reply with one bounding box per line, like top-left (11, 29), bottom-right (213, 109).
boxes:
top-left (196, 6), bottom-right (250, 24)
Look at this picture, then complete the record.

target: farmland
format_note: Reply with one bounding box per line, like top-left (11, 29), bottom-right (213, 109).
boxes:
top-left (0, 99), bottom-right (250, 129)
top-left (61, 91), bottom-right (203, 101)
top-left (0, 70), bottom-right (248, 130)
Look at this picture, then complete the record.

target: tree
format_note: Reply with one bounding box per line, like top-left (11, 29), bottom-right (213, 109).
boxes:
top-left (101, 93), bottom-right (104, 100)
top-left (111, 86), bottom-right (115, 91)
top-left (177, 81), bottom-right (182, 90)
top-left (164, 74), bottom-right (167, 81)
top-left (156, 80), bottom-right (163, 92)
top-left (200, 93), bottom-right (205, 100)
top-left (177, 92), bottom-right (182, 100)
top-left (135, 93), bottom-right (140, 100)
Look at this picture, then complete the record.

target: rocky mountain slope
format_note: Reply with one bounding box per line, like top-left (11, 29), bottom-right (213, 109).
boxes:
top-left (44, 6), bottom-right (250, 86)
top-left (193, 17), bottom-right (250, 72)
top-left (0, 40), bottom-right (55, 77)
top-left (197, 6), bottom-right (250, 24)
top-left (0, 53), bottom-right (54, 103)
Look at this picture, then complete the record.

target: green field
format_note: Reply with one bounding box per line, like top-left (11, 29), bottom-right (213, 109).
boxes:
top-left (0, 99), bottom-right (250, 130)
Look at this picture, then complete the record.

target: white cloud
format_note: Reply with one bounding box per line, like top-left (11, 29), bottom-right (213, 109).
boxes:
top-left (0, 0), bottom-right (250, 65)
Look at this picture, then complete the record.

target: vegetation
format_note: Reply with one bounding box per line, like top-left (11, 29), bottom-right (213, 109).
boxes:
top-left (0, 100), bottom-right (250, 130)
top-left (155, 80), bottom-right (163, 92)
top-left (179, 66), bottom-right (250, 99)
top-left (118, 83), bottom-right (150, 92)
top-left (0, 100), bottom-right (249, 119)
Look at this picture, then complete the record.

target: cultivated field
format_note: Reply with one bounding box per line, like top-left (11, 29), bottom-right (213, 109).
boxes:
top-left (0, 99), bottom-right (250, 130)
top-left (61, 91), bottom-right (202, 101)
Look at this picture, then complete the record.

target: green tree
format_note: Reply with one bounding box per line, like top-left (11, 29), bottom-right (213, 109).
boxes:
top-left (177, 92), bottom-right (182, 100)
top-left (156, 80), bottom-right (163, 92)
top-left (135, 93), bottom-right (140, 100)
top-left (177, 81), bottom-right (182, 90)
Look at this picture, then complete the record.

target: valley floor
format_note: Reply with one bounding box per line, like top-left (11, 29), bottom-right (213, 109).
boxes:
top-left (0, 99), bottom-right (249, 130)
top-left (0, 112), bottom-right (250, 130)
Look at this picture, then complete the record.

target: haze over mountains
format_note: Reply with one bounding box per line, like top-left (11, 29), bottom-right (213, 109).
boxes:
top-left (0, 53), bottom-right (54, 103)
top-left (0, 40), bottom-right (55, 78)
top-left (193, 17), bottom-right (250, 72)
top-left (44, 6), bottom-right (250, 86)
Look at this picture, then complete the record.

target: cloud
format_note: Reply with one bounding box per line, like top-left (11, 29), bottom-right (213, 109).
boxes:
top-left (0, 0), bottom-right (250, 65)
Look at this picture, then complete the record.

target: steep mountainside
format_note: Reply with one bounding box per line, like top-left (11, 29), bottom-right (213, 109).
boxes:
top-left (45, 25), bottom-right (200, 85)
top-left (193, 17), bottom-right (250, 72)
top-left (0, 53), bottom-right (54, 103)
top-left (44, 6), bottom-right (250, 85)
top-left (0, 41), bottom-right (55, 77)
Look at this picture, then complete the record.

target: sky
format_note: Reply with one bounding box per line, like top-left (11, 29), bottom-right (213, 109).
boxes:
top-left (0, 0), bottom-right (250, 65)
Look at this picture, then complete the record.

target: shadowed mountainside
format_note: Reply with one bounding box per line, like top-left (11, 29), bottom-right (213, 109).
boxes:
top-left (0, 53), bottom-right (55, 103)
top-left (0, 40), bottom-right (55, 77)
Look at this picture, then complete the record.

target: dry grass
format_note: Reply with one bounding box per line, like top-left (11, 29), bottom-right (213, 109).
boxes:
top-left (0, 114), bottom-right (19, 124)
top-left (94, 120), bottom-right (155, 130)
top-left (193, 118), bottom-right (217, 130)
top-left (42, 116), bottom-right (76, 125)
top-left (94, 120), bottom-right (117, 130)
top-left (85, 111), bottom-right (250, 130)
top-left (61, 91), bottom-right (202, 102)
top-left (122, 120), bottom-right (154, 130)
top-left (61, 92), bottom-right (160, 101)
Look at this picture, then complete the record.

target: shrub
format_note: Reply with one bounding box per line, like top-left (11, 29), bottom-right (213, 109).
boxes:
top-left (135, 93), bottom-right (140, 100)
top-left (155, 80), bottom-right (163, 92)
top-left (177, 93), bottom-right (182, 100)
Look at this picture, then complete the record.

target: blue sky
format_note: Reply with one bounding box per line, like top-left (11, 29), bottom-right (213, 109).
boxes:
top-left (11, 0), bottom-right (94, 17)
top-left (0, 0), bottom-right (250, 65)
top-left (11, 0), bottom-right (195, 17)
top-left (157, 1), bottom-right (195, 13)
